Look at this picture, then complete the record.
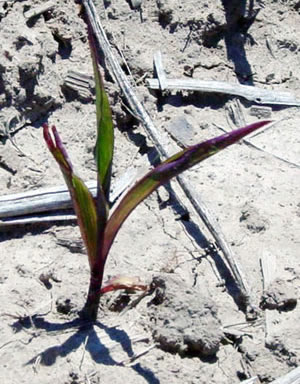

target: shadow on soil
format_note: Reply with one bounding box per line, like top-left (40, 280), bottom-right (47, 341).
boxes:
top-left (221, 0), bottom-right (259, 84)
top-left (15, 316), bottom-right (159, 383)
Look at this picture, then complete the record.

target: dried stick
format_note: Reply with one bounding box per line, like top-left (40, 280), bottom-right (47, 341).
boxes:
top-left (81, 0), bottom-right (256, 313)
top-left (0, 168), bottom-right (137, 221)
top-left (153, 51), bottom-right (167, 91)
top-left (117, 344), bottom-right (156, 366)
top-left (270, 367), bottom-right (300, 384)
top-left (260, 252), bottom-right (277, 345)
top-left (0, 182), bottom-right (96, 218)
top-left (260, 252), bottom-right (277, 290)
top-left (24, 1), bottom-right (56, 20)
top-left (0, 212), bottom-right (77, 228)
top-left (147, 78), bottom-right (300, 106)
top-left (79, 335), bottom-right (89, 371)
top-left (241, 377), bottom-right (259, 384)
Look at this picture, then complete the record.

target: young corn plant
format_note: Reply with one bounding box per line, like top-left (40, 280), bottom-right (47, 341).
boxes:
top-left (43, 25), bottom-right (270, 322)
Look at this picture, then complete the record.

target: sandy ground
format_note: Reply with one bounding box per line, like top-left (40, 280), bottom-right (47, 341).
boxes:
top-left (0, 1), bottom-right (299, 383)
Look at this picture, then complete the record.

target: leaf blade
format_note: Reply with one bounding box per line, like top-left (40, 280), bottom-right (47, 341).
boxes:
top-left (88, 24), bottom-right (114, 203)
top-left (102, 121), bottom-right (271, 259)
top-left (43, 124), bottom-right (98, 268)
top-left (71, 175), bottom-right (98, 266)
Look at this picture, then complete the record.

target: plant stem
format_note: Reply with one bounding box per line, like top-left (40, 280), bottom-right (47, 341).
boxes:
top-left (81, 272), bottom-right (103, 321)
top-left (81, 232), bottom-right (107, 322)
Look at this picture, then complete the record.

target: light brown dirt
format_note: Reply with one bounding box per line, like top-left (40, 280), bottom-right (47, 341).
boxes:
top-left (0, 1), bottom-right (299, 383)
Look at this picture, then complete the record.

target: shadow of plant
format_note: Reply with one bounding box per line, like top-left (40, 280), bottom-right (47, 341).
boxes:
top-left (12, 316), bottom-right (159, 384)
top-left (221, 0), bottom-right (260, 84)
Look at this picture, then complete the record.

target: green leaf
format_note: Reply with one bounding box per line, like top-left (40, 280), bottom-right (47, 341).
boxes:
top-left (88, 25), bottom-right (114, 204)
top-left (43, 124), bottom-right (98, 268)
top-left (71, 175), bottom-right (98, 267)
top-left (102, 121), bottom-right (271, 260)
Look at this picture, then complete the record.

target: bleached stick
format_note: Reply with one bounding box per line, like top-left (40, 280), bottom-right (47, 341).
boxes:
top-left (260, 251), bottom-right (277, 345)
top-left (147, 78), bottom-right (300, 106)
top-left (24, 1), bottom-right (56, 20)
top-left (270, 367), bottom-right (300, 384)
top-left (118, 344), bottom-right (156, 366)
top-left (0, 182), bottom-right (96, 218)
top-left (260, 251), bottom-right (277, 290)
top-left (0, 168), bottom-right (137, 224)
top-left (0, 212), bottom-right (77, 228)
top-left (241, 377), bottom-right (259, 384)
top-left (153, 51), bottom-right (167, 91)
top-left (81, 0), bottom-right (257, 313)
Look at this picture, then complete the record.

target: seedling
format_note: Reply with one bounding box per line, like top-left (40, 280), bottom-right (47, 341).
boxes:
top-left (43, 22), bottom-right (270, 321)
